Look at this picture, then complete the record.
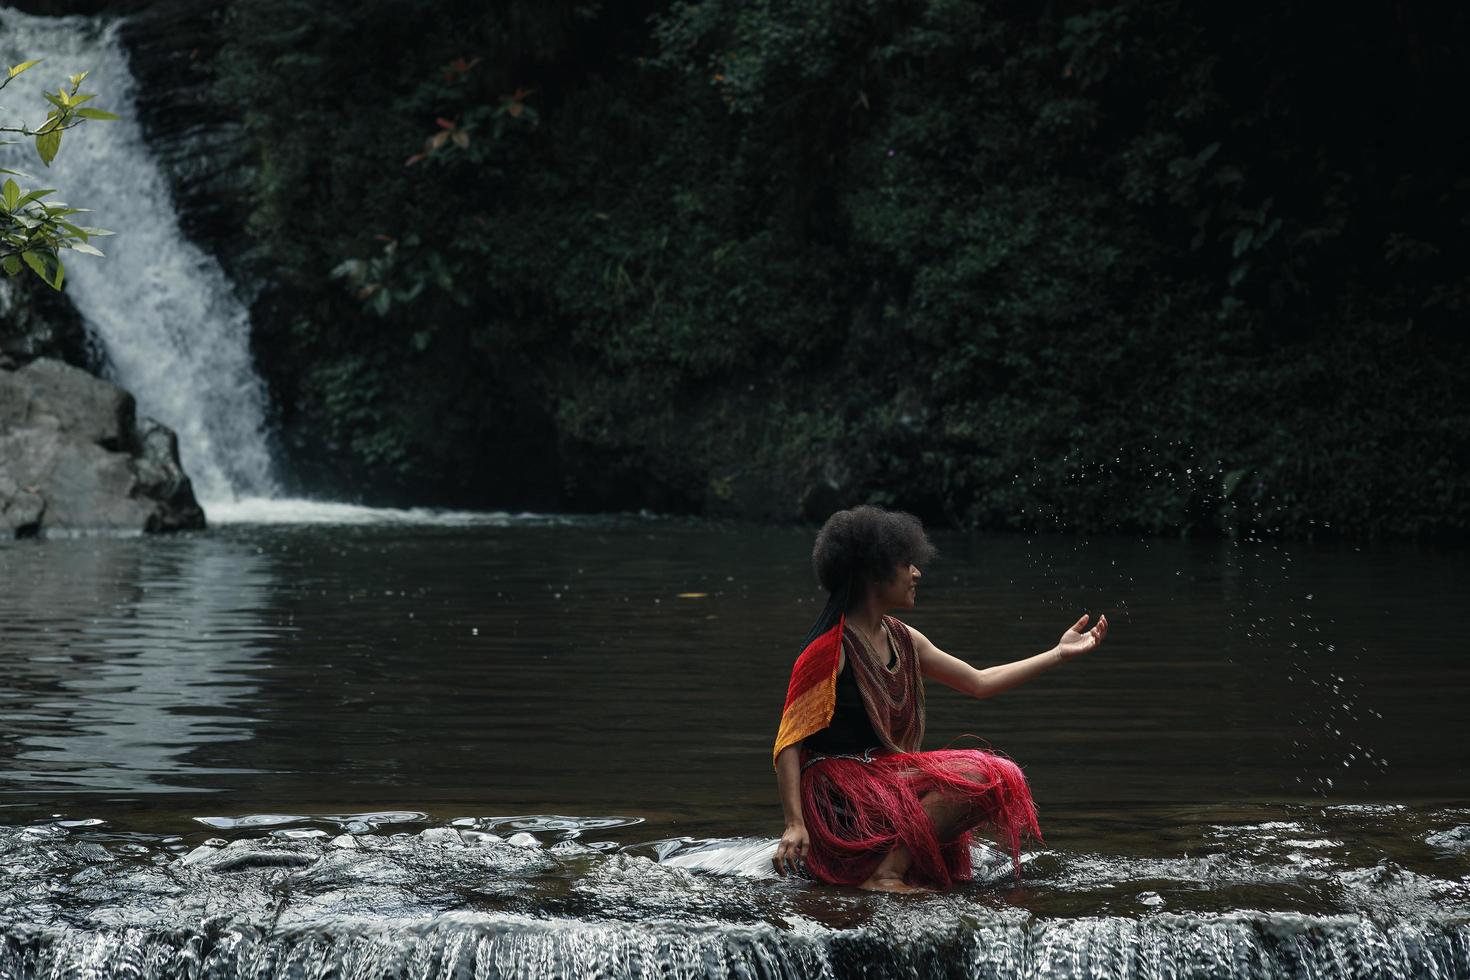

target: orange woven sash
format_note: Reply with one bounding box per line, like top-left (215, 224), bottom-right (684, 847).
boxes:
top-left (771, 613), bottom-right (845, 769)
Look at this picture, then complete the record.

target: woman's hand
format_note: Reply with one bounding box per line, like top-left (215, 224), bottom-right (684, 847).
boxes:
top-left (773, 822), bottom-right (810, 876)
top-left (1058, 612), bottom-right (1108, 661)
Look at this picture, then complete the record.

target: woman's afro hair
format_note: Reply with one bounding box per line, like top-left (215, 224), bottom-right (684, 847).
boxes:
top-left (811, 504), bottom-right (937, 594)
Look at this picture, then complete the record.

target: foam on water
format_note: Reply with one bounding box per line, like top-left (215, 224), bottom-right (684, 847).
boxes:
top-left (204, 497), bottom-right (567, 527)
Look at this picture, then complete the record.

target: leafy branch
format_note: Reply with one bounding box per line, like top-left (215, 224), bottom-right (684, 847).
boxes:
top-left (0, 58), bottom-right (118, 290)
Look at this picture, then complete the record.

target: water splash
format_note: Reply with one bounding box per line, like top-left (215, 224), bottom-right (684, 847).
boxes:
top-left (1004, 441), bottom-right (1387, 801)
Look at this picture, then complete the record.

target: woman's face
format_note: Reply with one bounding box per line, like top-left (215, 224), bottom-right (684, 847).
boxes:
top-left (875, 561), bottom-right (922, 609)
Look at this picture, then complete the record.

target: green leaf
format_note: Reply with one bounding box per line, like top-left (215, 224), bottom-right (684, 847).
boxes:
top-left (16, 188), bottom-right (56, 208)
top-left (1, 177), bottom-right (18, 211)
top-left (68, 71), bottom-right (89, 88)
top-left (76, 107), bottom-right (118, 121)
top-left (20, 248), bottom-right (63, 289)
top-left (69, 241), bottom-right (104, 257)
top-left (35, 128), bottom-right (61, 167)
top-left (7, 59), bottom-right (41, 78)
top-left (0, 168), bottom-right (34, 179)
top-left (2, 254), bottom-right (20, 275)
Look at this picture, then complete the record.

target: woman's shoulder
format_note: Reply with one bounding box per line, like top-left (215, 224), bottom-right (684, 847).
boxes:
top-left (883, 615), bottom-right (929, 650)
top-left (885, 614), bottom-right (928, 633)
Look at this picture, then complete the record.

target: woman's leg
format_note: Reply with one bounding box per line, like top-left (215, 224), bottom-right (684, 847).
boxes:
top-left (917, 786), bottom-right (983, 841)
top-left (858, 751), bottom-right (1030, 890)
top-left (856, 787), bottom-right (970, 891)
top-left (858, 841), bottom-right (918, 891)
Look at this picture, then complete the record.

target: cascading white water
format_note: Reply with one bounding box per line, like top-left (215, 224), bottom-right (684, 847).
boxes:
top-left (0, 7), bottom-right (276, 507)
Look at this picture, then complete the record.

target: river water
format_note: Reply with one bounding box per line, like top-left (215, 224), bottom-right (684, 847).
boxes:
top-left (1, 519), bottom-right (1466, 978)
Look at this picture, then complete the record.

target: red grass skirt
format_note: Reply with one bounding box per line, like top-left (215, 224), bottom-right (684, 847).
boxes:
top-left (799, 746), bottom-right (1041, 889)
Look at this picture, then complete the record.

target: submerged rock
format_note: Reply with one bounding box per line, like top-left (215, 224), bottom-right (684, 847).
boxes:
top-left (505, 832), bottom-right (542, 850)
top-left (178, 841), bottom-right (316, 874)
top-left (0, 358), bottom-right (205, 536)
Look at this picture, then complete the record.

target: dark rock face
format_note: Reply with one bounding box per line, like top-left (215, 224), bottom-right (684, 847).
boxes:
top-left (114, 1), bottom-right (261, 290)
top-left (0, 358), bottom-right (205, 536)
top-left (0, 278), bottom-right (102, 373)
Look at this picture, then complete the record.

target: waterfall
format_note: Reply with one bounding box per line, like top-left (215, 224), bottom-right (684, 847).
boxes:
top-left (0, 7), bottom-right (276, 508)
top-left (2, 905), bottom-right (1467, 980)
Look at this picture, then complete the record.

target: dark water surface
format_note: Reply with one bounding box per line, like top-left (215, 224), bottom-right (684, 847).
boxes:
top-left (1, 519), bottom-right (1467, 978)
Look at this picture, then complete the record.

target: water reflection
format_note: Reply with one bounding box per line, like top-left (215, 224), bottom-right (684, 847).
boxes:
top-left (0, 535), bottom-right (271, 792)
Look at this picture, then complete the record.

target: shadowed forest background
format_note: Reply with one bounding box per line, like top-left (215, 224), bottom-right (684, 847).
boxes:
top-left (6, 0), bottom-right (1468, 537)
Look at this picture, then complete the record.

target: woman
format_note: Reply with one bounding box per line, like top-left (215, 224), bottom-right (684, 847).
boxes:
top-left (772, 505), bottom-right (1108, 892)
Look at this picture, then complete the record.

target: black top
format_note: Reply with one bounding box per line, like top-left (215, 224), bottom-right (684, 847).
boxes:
top-left (803, 637), bottom-right (897, 755)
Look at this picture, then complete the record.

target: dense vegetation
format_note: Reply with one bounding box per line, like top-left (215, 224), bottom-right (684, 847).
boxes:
top-left (209, 0), bottom-right (1466, 537)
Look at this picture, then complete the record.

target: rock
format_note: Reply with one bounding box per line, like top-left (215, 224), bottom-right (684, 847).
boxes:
top-left (0, 358), bottom-right (205, 535)
top-left (0, 474), bottom-right (44, 538)
top-left (1426, 826), bottom-right (1470, 855)
top-left (2, 358), bottom-right (136, 448)
top-left (131, 418), bottom-right (203, 529)
top-left (114, 1), bottom-right (263, 293)
top-left (186, 846), bottom-right (316, 873)
top-left (0, 276), bottom-right (100, 373)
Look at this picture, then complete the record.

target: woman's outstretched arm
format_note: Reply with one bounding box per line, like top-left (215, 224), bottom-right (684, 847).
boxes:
top-left (911, 613), bottom-right (1108, 699)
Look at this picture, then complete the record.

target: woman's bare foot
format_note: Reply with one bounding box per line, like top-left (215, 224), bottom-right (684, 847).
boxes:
top-left (858, 874), bottom-right (932, 893)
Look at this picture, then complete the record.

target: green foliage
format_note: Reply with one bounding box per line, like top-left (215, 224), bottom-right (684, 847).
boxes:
top-left (0, 60), bottom-right (116, 291)
top-left (219, 0), bottom-right (1470, 535)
